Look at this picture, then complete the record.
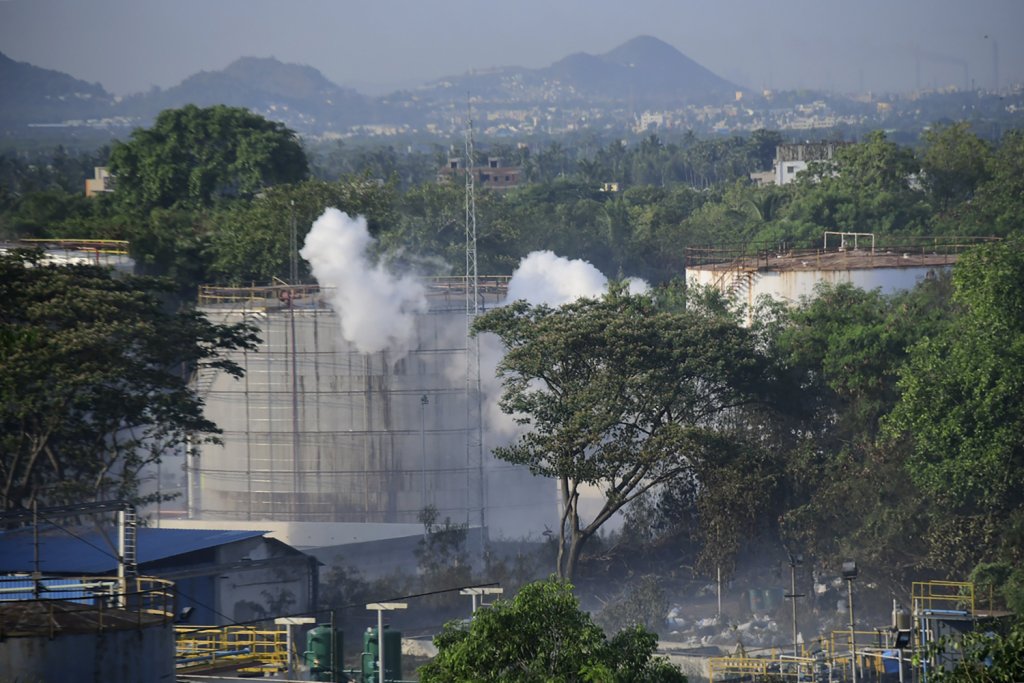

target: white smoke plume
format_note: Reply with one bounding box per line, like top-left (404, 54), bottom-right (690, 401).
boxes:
top-left (505, 250), bottom-right (649, 306)
top-left (300, 208), bottom-right (427, 357)
top-left (480, 251), bottom-right (649, 441)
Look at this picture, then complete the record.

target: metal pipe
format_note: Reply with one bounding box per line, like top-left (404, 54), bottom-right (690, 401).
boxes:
top-left (420, 394), bottom-right (429, 509)
top-left (791, 560), bottom-right (798, 659)
top-left (717, 565), bottom-right (722, 619)
top-left (117, 509), bottom-right (126, 607)
top-left (848, 578), bottom-right (857, 683)
top-left (378, 608), bottom-right (385, 683)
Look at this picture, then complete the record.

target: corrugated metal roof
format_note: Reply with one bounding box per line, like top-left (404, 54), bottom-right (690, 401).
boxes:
top-left (0, 528), bottom-right (267, 574)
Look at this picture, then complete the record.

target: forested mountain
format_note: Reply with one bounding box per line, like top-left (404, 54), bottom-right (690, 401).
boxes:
top-left (0, 52), bottom-right (118, 126)
top-left (0, 36), bottom-right (737, 137)
top-left (413, 35), bottom-right (738, 106)
top-left (116, 57), bottom-right (377, 132)
top-left (545, 35), bottom-right (738, 103)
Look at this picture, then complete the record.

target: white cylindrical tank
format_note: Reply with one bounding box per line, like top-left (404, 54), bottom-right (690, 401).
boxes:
top-left (193, 281), bottom-right (553, 535)
top-left (686, 248), bottom-right (959, 315)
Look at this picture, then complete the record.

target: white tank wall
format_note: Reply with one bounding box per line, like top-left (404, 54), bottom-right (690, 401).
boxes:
top-left (687, 264), bottom-right (947, 310)
top-left (0, 622), bottom-right (174, 683)
top-left (195, 297), bottom-right (556, 537)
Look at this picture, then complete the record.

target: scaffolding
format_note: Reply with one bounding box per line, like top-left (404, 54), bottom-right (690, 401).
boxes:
top-left (189, 278), bottom-right (521, 526)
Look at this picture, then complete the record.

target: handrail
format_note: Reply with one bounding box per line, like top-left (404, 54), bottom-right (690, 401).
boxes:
top-left (685, 235), bottom-right (1000, 268)
top-left (0, 575), bottom-right (175, 637)
top-left (16, 238), bottom-right (131, 256)
top-left (175, 624), bottom-right (289, 673)
top-left (197, 275), bottom-right (512, 306)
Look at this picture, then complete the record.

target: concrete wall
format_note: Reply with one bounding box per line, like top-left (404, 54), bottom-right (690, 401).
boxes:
top-left (160, 519), bottom-right (425, 548)
top-left (0, 622), bottom-right (174, 683)
top-left (216, 536), bottom-right (317, 623)
top-left (153, 535), bottom-right (318, 626)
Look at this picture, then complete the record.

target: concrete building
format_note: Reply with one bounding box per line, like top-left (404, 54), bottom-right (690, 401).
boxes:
top-left (750, 142), bottom-right (852, 186)
top-left (773, 141), bottom-right (850, 185)
top-left (437, 156), bottom-right (521, 191)
top-left (85, 166), bottom-right (114, 197)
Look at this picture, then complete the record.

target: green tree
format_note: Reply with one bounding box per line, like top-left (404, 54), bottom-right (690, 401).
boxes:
top-left (926, 618), bottom-right (1024, 683)
top-left (208, 176), bottom-right (398, 284)
top-left (108, 104), bottom-right (308, 210)
top-left (4, 190), bottom-right (97, 238)
top-left (919, 122), bottom-right (992, 211)
top-left (785, 131), bottom-right (930, 236)
top-left (473, 286), bottom-right (777, 579)
top-left (0, 251), bottom-right (258, 511)
top-left (886, 238), bottom-right (1024, 518)
top-left (771, 278), bottom-right (956, 579)
top-left (415, 504), bottom-right (472, 593)
top-left (593, 575), bottom-right (668, 636)
top-left (960, 130), bottom-right (1024, 236)
top-left (418, 578), bottom-right (685, 683)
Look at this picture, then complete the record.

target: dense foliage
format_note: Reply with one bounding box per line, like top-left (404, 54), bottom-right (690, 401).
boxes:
top-left (419, 578), bottom-right (686, 683)
top-left (107, 104), bottom-right (308, 210)
top-left (0, 251), bottom-right (257, 511)
top-left (2, 107), bottom-right (1023, 610)
top-left (474, 285), bottom-right (782, 580)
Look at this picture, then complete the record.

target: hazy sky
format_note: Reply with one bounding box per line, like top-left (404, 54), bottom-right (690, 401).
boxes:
top-left (1, 0), bottom-right (1021, 96)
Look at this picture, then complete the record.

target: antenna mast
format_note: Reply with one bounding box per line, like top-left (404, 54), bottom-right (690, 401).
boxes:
top-left (464, 97), bottom-right (486, 553)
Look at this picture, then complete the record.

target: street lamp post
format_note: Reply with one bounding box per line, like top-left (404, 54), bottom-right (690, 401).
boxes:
top-left (460, 586), bottom-right (503, 615)
top-left (786, 552), bottom-right (804, 660)
top-left (366, 602), bottom-right (407, 683)
top-left (274, 616), bottom-right (316, 679)
top-left (843, 561), bottom-right (859, 683)
top-left (420, 394), bottom-right (429, 507)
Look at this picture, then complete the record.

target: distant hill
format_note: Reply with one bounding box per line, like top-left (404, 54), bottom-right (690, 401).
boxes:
top-left (0, 36), bottom-right (740, 142)
top-left (416, 35), bottom-right (739, 106)
top-left (118, 57), bottom-right (376, 132)
top-left (573, 35), bottom-right (738, 102)
top-left (0, 51), bottom-right (118, 127)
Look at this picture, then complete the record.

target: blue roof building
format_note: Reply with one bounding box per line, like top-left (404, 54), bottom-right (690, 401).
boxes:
top-left (0, 527), bottom-right (319, 625)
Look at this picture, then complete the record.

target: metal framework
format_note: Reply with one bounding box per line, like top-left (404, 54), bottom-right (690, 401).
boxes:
top-left (190, 277), bottom-right (514, 525)
top-left (464, 99), bottom-right (486, 550)
top-left (0, 575), bottom-right (175, 638)
top-left (704, 580), bottom-right (987, 683)
top-left (175, 624), bottom-right (289, 675)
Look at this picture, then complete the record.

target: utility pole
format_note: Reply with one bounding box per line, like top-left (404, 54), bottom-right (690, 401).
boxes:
top-left (464, 97), bottom-right (485, 560)
top-left (786, 552), bottom-right (804, 659)
top-left (420, 394), bottom-right (429, 508)
top-left (843, 561), bottom-right (859, 683)
top-left (289, 199), bottom-right (297, 285)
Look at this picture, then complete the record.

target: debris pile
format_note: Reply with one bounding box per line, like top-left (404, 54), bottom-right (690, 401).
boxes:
top-left (664, 610), bottom-right (786, 650)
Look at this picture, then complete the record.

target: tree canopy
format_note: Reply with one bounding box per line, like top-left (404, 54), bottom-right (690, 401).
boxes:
top-left (418, 578), bottom-right (686, 683)
top-left (0, 251), bottom-right (258, 511)
top-left (886, 237), bottom-right (1024, 517)
top-left (108, 104), bottom-right (308, 210)
top-left (474, 285), bottom-right (780, 579)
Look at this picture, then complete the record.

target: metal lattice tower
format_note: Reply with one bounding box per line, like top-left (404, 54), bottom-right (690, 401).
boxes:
top-left (464, 100), bottom-right (486, 551)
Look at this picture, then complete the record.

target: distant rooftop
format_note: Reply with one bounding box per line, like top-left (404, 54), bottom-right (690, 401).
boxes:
top-left (0, 528), bottom-right (267, 575)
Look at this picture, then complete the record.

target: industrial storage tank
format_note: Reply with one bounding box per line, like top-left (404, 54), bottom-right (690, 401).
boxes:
top-left (0, 576), bottom-right (176, 683)
top-left (685, 233), bottom-right (996, 315)
top-left (190, 277), bottom-right (545, 532)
